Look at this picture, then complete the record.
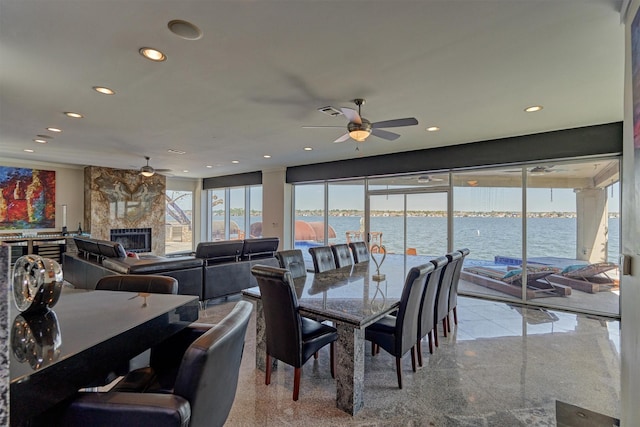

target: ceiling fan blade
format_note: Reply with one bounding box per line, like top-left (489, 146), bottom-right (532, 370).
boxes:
top-left (371, 128), bottom-right (401, 141)
top-left (371, 117), bottom-right (419, 128)
top-left (333, 133), bottom-right (351, 143)
top-left (302, 126), bottom-right (345, 129)
top-left (340, 107), bottom-right (362, 124)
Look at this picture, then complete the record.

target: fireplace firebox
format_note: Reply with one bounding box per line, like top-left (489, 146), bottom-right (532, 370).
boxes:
top-left (110, 228), bottom-right (152, 253)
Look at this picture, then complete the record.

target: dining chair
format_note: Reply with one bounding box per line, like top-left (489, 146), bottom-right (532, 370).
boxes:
top-left (448, 248), bottom-right (470, 327)
top-left (348, 241), bottom-right (370, 264)
top-left (308, 246), bottom-right (337, 273)
top-left (95, 274), bottom-right (178, 294)
top-left (57, 300), bottom-right (253, 427)
top-left (433, 251), bottom-right (462, 347)
top-left (276, 249), bottom-right (307, 279)
top-left (365, 263), bottom-right (433, 389)
top-left (417, 256), bottom-right (448, 366)
top-left (250, 265), bottom-right (338, 401)
top-left (331, 243), bottom-right (353, 268)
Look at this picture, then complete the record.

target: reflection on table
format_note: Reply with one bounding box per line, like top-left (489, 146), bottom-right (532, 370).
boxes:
top-left (243, 261), bottom-right (409, 415)
top-left (9, 287), bottom-right (199, 427)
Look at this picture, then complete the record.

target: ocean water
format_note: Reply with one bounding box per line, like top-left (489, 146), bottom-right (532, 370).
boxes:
top-left (292, 215), bottom-right (620, 264)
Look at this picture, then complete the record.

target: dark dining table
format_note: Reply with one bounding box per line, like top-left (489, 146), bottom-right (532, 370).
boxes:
top-left (9, 287), bottom-right (199, 427)
top-left (242, 261), bottom-right (409, 415)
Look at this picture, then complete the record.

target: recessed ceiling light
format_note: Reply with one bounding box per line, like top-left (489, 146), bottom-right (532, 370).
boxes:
top-left (182, 170), bottom-right (189, 173)
top-left (24, 149), bottom-right (34, 153)
top-left (64, 111), bottom-right (83, 118)
top-left (46, 127), bottom-right (62, 133)
top-left (304, 147), bottom-right (313, 151)
top-left (168, 149), bottom-right (186, 154)
top-left (167, 19), bottom-right (203, 40)
top-left (263, 155), bottom-right (271, 159)
top-left (524, 105), bottom-right (543, 113)
top-left (231, 160), bottom-right (239, 164)
top-left (34, 139), bottom-right (48, 144)
top-left (36, 134), bottom-right (52, 139)
top-left (206, 165), bottom-right (213, 168)
top-left (139, 47), bottom-right (166, 62)
top-left (426, 126), bottom-right (440, 132)
top-left (93, 86), bottom-right (115, 95)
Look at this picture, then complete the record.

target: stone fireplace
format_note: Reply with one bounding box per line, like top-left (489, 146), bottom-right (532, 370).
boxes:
top-left (84, 166), bottom-right (166, 254)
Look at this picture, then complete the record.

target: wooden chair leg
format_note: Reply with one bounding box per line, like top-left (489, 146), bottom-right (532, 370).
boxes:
top-left (417, 340), bottom-right (423, 367)
top-left (453, 307), bottom-right (458, 325)
top-left (395, 357), bottom-right (403, 389)
top-left (410, 346), bottom-right (417, 372)
top-left (428, 330), bottom-right (434, 354)
top-left (434, 327), bottom-right (439, 347)
top-left (446, 314), bottom-right (451, 333)
top-left (442, 319), bottom-right (448, 337)
top-left (371, 342), bottom-right (376, 356)
top-left (265, 353), bottom-right (271, 385)
top-left (330, 342), bottom-right (335, 379)
top-left (314, 351), bottom-right (319, 360)
top-left (293, 367), bottom-right (301, 401)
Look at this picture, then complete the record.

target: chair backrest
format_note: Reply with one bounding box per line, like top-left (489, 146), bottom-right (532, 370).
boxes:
top-left (448, 248), bottom-right (470, 311)
top-left (173, 300), bottom-right (252, 427)
top-left (331, 243), bottom-right (353, 268)
top-left (394, 263), bottom-right (433, 355)
top-left (241, 237), bottom-right (280, 260)
top-left (276, 249), bottom-right (307, 279)
top-left (435, 251), bottom-right (462, 320)
top-left (251, 265), bottom-right (304, 367)
top-left (95, 274), bottom-right (178, 294)
top-left (308, 246), bottom-right (336, 273)
top-left (348, 241), bottom-right (370, 264)
top-left (419, 256), bottom-right (448, 340)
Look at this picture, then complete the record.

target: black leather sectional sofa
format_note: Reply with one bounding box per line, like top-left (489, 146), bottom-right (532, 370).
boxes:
top-left (63, 236), bottom-right (279, 301)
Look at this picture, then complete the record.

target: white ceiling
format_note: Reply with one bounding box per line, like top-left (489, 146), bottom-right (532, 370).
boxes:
top-left (0, 0), bottom-right (625, 179)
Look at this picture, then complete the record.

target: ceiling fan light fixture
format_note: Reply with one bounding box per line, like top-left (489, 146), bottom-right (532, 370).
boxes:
top-left (349, 129), bottom-right (370, 142)
top-left (140, 166), bottom-right (155, 177)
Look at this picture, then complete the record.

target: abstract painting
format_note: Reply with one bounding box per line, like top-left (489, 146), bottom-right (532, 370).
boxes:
top-left (0, 167), bottom-right (55, 229)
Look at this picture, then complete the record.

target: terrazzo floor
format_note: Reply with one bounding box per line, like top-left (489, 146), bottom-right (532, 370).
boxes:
top-left (200, 295), bottom-right (620, 426)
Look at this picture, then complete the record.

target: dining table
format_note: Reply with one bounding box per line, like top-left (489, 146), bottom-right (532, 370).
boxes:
top-left (242, 260), bottom-right (410, 415)
top-left (9, 286), bottom-right (199, 427)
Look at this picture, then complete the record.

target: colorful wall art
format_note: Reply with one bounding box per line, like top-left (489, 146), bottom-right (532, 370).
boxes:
top-left (0, 167), bottom-right (55, 229)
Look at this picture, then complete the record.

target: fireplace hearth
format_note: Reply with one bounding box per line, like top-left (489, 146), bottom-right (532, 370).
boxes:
top-left (110, 228), bottom-right (152, 253)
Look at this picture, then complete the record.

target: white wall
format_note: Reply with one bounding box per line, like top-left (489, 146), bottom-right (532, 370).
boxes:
top-left (261, 168), bottom-right (290, 249)
top-left (622, 1), bottom-right (640, 424)
top-left (0, 159), bottom-right (84, 233)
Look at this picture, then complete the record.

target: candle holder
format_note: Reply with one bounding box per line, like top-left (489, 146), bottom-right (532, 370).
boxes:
top-left (370, 244), bottom-right (386, 281)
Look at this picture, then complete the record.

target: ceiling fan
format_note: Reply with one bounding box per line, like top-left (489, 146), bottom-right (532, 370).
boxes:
top-left (139, 156), bottom-right (172, 177)
top-left (303, 98), bottom-right (418, 143)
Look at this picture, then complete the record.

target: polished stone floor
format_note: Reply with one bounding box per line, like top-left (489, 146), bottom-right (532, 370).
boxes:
top-left (201, 295), bottom-right (620, 426)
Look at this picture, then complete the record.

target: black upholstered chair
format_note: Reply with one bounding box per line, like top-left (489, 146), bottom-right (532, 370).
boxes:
top-left (416, 256), bottom-right (448, 366)
top-left (433, 251), bottom-right (462, 346)
top-left (308, 246), bottom-right (337, 273)
top-left (448, 248), bottom-right (470, 327)
top-left (250, 265), bottom-right (338, 401)
top-left (365, 263), bottom-right (433, 389)
top-left (348, 241), bottom-right (370, 264)
top-left (330, 243), bottom-right (353, 268)
top-left (56, 301), bottom-right (253, 427)
top-left (96, 275), bottom-right (178, 294)
top-left (276, 249), bottom-right (307, 279)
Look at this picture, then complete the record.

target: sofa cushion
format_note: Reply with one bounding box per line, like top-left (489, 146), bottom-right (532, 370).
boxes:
top-left (103, 256), bottom-right (203, 274)
top-left (195, 241), bottom-right (244, 264)
top-left (241, 237), bottom-right (279, 260)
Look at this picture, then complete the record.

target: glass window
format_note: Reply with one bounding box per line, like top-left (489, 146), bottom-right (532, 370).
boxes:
top-left (229, 187), bottom-right (245, 240)
top-left (207, 185), bottom-right (262, 241)
top-left (165, 190), bottom-right (193, 254)
top-left (210, 189), bottom-right (226, 240)
top-left (250, 186), bottom-right (263, 238)
top-left (294, 184), bottom-right (325, 261)
top-left (328, 180), bottom-right (364, 245)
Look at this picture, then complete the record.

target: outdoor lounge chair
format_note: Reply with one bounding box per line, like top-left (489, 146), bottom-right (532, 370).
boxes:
top-left (460, 265), bottom-right (571, 299)
top-left (546, 262), bottom-right (618, 293)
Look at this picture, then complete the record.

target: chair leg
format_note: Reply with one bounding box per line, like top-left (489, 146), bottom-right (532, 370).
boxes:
top-left (417, 340), bottom-right (423, 367)
top-left (265, 353), bottom-right (271, 385)
top-left (395, 357), bottom-right (403, 389)
top-left (442, 319), bottom-right (448, 337)
top-left (446, 314), bottom-right (451, 333)
top-left (453, 307), bottom-right (458, 325)
top-left (434, 327), bottom-right (439, 347)
top-left (293, 367), bottom-right (301, 401)
top-left (410, 346), bottom-right (417, 372)
top-left (371, 342), bottom-right (376, 356)
top-left (330, 342), bottom-right (335, 379)
top-left (314, 351), bottom-right (319, 360)
top-left (428, 330), bottom-right (434, 354)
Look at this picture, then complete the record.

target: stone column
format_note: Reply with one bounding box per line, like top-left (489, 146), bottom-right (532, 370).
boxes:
top-left (1, 243), bottom-right (9, 427)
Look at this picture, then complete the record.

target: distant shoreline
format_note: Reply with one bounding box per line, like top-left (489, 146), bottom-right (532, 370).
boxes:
top-left (292, 210), bottom-right (620, 219)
